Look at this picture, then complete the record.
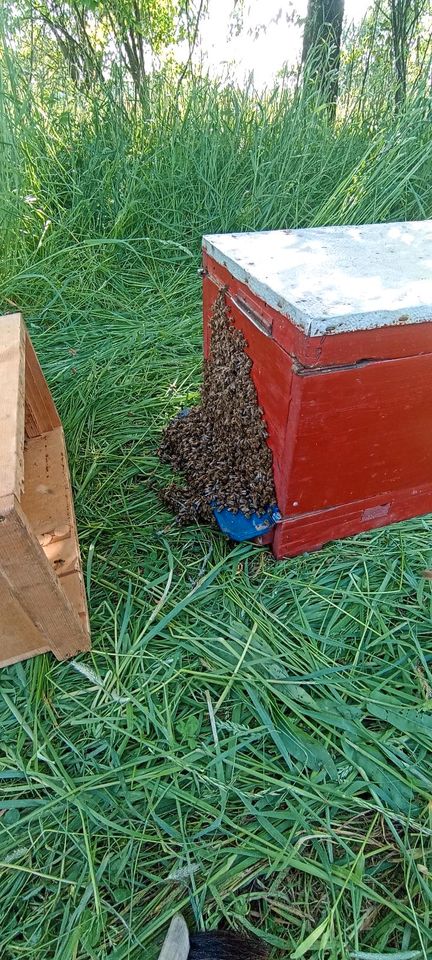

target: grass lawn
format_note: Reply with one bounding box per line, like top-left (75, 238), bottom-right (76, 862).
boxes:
top-left (1, 69), bottom-right (432, 960)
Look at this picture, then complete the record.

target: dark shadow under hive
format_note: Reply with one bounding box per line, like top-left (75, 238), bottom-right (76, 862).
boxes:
top-left (158, 288), bottom-right (276, 525)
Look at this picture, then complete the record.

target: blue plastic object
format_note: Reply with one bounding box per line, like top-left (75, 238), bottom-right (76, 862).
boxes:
top-left (212, 504), bottom-right (281, 542)
top-left (173, 407), bottom-right (281, 542)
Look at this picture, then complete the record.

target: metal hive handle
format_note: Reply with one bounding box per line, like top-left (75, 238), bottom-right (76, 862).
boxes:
top-left (231, 294), bottom-right (273, 337)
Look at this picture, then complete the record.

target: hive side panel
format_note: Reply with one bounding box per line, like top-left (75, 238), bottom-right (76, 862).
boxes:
top-left (283, 352), bottom-right (432, 518)
top-left (25, 332), bottom-right (61, 438)
top-left (0, 498), bottom-right (89, 661)
top-left (273, 481), bottom-right (432, 558)
top-left (0, 313), bottom-right (25, 499)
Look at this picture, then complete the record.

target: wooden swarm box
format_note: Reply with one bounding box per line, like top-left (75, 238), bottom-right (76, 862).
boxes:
top-left (0, 313), bottom-right (90, 667)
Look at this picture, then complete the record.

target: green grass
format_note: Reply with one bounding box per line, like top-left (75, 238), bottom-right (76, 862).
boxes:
top-left (1, 56), bottom-right (432, 960)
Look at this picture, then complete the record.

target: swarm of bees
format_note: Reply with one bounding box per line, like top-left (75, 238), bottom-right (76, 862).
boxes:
top-left (158, 287), bottom-right (276, 525)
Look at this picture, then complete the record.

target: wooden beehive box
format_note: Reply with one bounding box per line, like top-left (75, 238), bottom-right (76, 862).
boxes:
top-left (202, 220), bottom-right (432, 558)
top-left (0, 313), bottom-right (90, 667)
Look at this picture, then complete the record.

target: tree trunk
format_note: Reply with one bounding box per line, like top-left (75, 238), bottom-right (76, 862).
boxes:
top-left (389, 0), bottom-right (430, 110)
top-left (390, 0), bottom-right (408, 107)
top-left (302, 0), bottom-right (345, 119)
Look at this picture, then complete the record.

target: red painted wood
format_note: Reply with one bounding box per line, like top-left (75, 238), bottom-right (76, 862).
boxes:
top-left (203, 250), bottom-right (432, 367)
top-left (273, 483), bottom-right (432, 558)
top-left (282, 352), bottom-right (432, 517)
top-left (203, 252), bottom-right (432, 559)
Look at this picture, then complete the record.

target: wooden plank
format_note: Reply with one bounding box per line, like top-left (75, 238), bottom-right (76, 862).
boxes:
top-left (24, 331), bottom-right (60, 438)
top-left (0, 495), bottom-right (89, 661)
top-left (0, 313), bottom-right (25, 499)
top-left (22, 428), bottom-right (75, 542)
top-left (21, 426), bottom-right (90, 641)
top-left (284, 352), bottom-right (432, 516)
top-left (60, 571), bottom-right (89, 630)
top-left (0, 573), bottom-right (49, 668)
top-left (0, 492), bottom-right (49, 666)
top-left (272, 481), bottom-right (432, 558)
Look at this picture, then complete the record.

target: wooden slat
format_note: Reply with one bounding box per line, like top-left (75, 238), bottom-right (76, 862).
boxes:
top-left (0, 495), bottom-right (89, 661)
top-left (0, 313), bottom-right (25, 499)
top-left (24, 331), bottom-right (60, 438)
top-left (22, 428), bottom-right (74, 540)
top-left (60, 571), bottom-right (89, 630)
top-left (21, 426), bottom-right (90, 641)
top-left (0, 572), bottom-right (49, 668)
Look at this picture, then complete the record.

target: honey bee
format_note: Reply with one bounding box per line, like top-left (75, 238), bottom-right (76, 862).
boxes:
top-left (158, 287), bottom-right (276, 525)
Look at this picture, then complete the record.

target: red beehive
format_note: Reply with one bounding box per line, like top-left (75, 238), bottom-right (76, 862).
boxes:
top-left (202, 221), bottom-right (432, 558)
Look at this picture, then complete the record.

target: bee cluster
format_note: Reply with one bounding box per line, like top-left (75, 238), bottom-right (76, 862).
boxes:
top-left (158, 288), bottom-right (276, 525)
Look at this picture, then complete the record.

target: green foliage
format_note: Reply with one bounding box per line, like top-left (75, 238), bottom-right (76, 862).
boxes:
top-left (4, 0), bottom-right (205, 92)
top-left (341, 0), bottom-right (432, 115)
top-left (1, 18), bottom-right (432, 960)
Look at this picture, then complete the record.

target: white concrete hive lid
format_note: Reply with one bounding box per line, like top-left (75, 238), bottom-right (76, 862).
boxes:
top-left (203, 220), bottom-right (432, 336)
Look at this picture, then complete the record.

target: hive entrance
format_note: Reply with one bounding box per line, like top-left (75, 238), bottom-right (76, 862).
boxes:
top-left (159, 289), bottom-right (276, 524)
